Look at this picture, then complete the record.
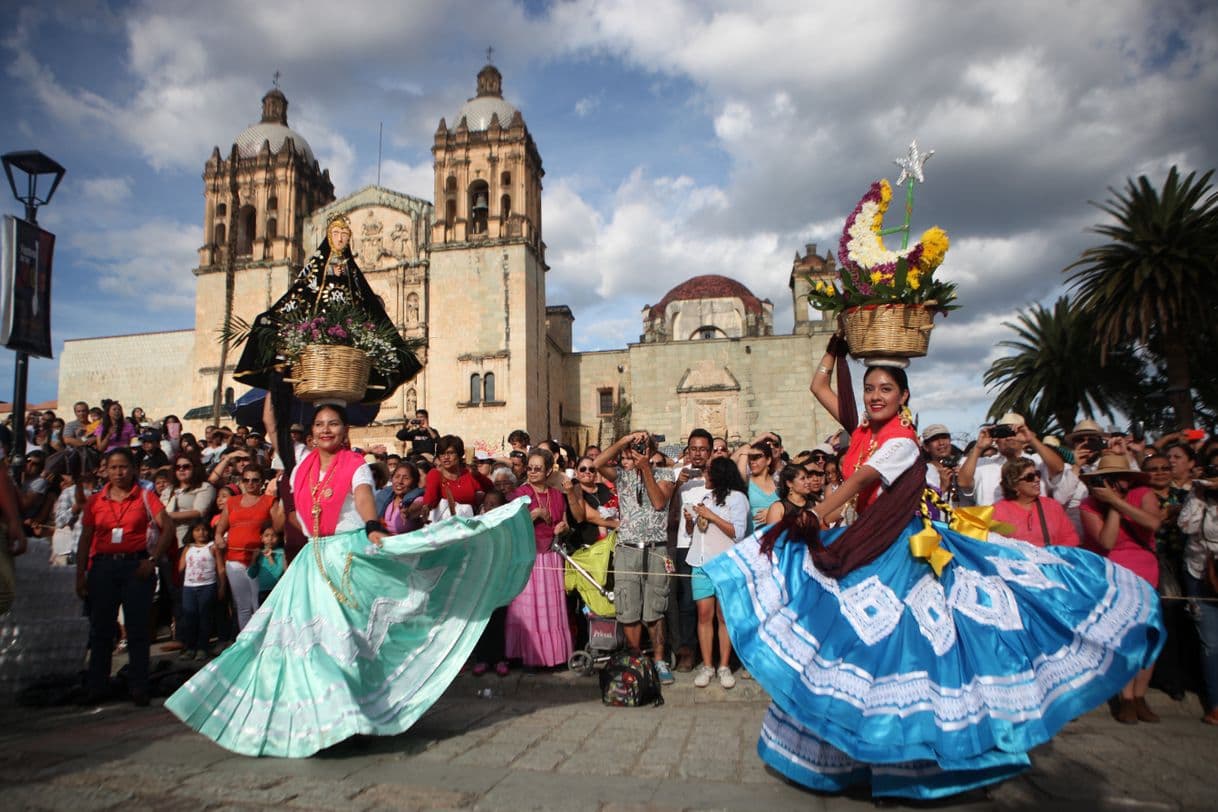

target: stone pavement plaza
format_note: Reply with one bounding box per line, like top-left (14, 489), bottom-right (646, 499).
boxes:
top-left (2, 666), bottom-right (1215, 812)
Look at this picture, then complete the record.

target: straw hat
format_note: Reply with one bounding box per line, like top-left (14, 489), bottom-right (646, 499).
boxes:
top-left (1080, 453), bottom-right (1149, 485)
top-left (996, 412), bottom-right (1025, 427)
top-left (1066, 419), bottom-right (1104, 445)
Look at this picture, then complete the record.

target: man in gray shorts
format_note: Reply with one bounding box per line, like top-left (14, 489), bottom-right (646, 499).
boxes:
top-left (596, 431), bottom-right (676, 683)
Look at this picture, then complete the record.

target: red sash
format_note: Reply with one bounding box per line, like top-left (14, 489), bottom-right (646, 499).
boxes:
top-left (292, 448), bottom-right (365, 536)
top-left (840, 419), bottom-right (918, 513)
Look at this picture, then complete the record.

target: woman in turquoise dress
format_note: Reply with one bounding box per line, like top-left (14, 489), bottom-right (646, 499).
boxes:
top-left (703, 339), bottom-right (1164, 799)
top-left (165, 405), bottom-right (535, 757)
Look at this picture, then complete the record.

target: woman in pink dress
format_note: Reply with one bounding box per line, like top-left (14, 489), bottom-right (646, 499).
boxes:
top-left (505, 448), bottom-right (574, 668)
top-left (1080, 453), bottom-right (1163, 724)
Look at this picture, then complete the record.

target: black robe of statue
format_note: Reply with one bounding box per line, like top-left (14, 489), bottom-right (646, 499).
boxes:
top-left (233, 236), bottom-right (422, 404)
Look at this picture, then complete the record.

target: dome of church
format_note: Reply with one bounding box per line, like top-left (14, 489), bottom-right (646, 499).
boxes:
top-left (234, 86), bottom-right (315, 164)
top-left (452, 63), bottom-right (519, 132)
top-left (649, 274), bottom-right (768, 317)
top-left (456, 96), bottom-right (519, 131)
top-left (235, 122), bottom-right (315, 163)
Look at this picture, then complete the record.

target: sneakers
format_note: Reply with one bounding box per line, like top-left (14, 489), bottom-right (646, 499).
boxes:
top-left (692, 663), bottom-right (714, 688)
top-left (653, 658), bottom-right (675, 685)
top-left (717, 666), bottom-right (736, 689)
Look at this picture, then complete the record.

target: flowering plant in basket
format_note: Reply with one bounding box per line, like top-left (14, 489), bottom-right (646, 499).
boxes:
top-left (274, 303), bottom-right (403, 376)
top-left (805, 175), bottom-right (957, 318)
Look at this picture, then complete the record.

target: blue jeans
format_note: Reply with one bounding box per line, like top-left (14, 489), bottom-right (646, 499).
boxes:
top-left (180, 583), bottom-right (218, 652)
top-left (1186, 571), bottom-right (1218, 712)
top-left (87, 556), bottom-right (156, 697)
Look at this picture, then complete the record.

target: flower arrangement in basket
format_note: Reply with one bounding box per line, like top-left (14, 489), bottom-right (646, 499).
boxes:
top-left (804, 141), bottom-right (957, 362)
top-left (275, 304), bottom-right (404, 403)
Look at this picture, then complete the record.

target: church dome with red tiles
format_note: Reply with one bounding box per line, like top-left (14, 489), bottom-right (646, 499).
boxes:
top-left (643, 275), bottom-right (773, 343)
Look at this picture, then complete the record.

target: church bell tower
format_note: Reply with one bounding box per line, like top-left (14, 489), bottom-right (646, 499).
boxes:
top-left (425, 62), bottom-right (552, 444)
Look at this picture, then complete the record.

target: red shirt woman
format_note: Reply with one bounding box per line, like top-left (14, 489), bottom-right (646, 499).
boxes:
top-left (422, 435), bottom-right (493, 517)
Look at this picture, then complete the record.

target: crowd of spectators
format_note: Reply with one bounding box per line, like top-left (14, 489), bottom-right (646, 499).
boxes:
top-left (4, 397), bottom-right (1216, 721)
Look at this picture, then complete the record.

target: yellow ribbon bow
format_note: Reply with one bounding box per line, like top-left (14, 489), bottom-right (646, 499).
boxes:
top-left (909, 520), bottom-right (954, 577)
top-left (950, 506), bottom-right (1015, 541)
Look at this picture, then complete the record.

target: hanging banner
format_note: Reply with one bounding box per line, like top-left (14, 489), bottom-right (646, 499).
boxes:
top-left (0, 215), bottom-right (54, 358)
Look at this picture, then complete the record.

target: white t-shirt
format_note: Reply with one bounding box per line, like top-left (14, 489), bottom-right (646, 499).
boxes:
top-left (292, 462), bottom-right (375, 539)
top-left (862, 437), bottom-right (922, 491)
top-left (966, 452), bottom-right (1067, 506)
top-left (183, 542), bottom-right (219, 587)
top-left (673, 466), bottom-right (708, 551)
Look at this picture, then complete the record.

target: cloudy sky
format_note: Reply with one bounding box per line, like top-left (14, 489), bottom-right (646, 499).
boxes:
top-left (3, 0), bottom-right (1215, 437)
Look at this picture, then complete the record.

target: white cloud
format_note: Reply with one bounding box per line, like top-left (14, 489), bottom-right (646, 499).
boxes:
top-left (67, 218), bottom-right (199, 310)
top-left (574, 95), bottom-right (600, 117)
top-left (78, 176), bottom-right (133, 205)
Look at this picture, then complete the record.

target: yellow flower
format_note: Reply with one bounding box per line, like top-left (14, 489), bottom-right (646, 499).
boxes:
top-left (918, 227), bottom-right (950, 272)
top-left (870, 271), bottom-right (884, 285)
top-left (907, 272), bottom-right (921, 290)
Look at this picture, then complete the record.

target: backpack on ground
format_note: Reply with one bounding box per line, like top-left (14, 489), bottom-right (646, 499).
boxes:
top-left (599, 651), bottom-right (664, 707)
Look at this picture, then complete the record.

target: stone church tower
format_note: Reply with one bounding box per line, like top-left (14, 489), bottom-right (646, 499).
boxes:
top-left (425, 63), bottom-right (556, 442)
top-left (190, 86), bottom-right (335, 416)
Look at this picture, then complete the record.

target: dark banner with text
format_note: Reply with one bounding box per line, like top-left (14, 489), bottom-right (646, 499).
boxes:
top-left (0, 215), bottom-right (54, 358)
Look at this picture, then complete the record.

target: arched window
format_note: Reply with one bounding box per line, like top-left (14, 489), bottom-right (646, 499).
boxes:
top-left (236, 204), bottom-right (257, 255)
top-left (445, 199), bottom-right (456, 226)
top-left (266, 217), bottom-right (277, 240)
top-left (468, 180), bottom-right (490, 235)
top-left (267, 196), bottom-right (278, 212)
top-left (500, 171), bottom-right (511, 188)
top-left (216, 203), bottom-right (227, 218)
top-left (469, 374), bottom-right (482, 404)
top-left (445, 175), bottom-right (457, 194)
top-left (483, 372), bottom-right (495, 403)
top-left (691, 325), bottom-right (727, 340)
top-left (224, 387), bottom-right (235, 407)
top-left (213, 223), bottom-right (226, 246)
top-left (500, 194), bottom-right (511, 219)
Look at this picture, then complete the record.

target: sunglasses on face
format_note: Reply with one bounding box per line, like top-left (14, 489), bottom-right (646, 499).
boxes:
top-left (748, 453), bottom-right (765, 461)
top-left (242, 477), bottom-right (262, 485)
top-left (577, 466), bottom-right (595, 473)
top-left (1018, 471), bottom-right (1042, 483)
top-left (175, 464), bottom-right (192, 470)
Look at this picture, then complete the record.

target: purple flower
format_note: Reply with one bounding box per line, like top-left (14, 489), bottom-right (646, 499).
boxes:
top-left (327, 326), bottom-right (348, 338)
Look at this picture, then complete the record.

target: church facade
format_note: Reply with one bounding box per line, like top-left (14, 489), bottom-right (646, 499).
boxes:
top-left (58, 65), bottom-right (840, 454)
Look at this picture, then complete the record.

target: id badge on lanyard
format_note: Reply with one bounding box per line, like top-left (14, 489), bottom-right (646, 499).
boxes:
top-left (111, 528), bottom-right (124, 544)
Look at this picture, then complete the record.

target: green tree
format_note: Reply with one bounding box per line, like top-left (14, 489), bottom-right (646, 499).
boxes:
top-left (984, 297), bottom-right (1143, 434)
top-left (1065, 166), bottom-right (1218, 429)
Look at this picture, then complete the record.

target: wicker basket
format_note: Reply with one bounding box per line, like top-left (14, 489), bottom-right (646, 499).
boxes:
top-left (289, 344), bottom-right (371, 404)
top-left (842, 304), bottom-right (936, 360)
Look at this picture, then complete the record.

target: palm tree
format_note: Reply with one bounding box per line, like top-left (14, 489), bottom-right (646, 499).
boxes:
top-left (984, 297), bottom-right (1143, 434)
top-left (1065, 166), bottom-right (1218, 428)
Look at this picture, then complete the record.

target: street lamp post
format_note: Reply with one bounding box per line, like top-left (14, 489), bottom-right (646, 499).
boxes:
top-left (1, 150), bottom-right (66, 460)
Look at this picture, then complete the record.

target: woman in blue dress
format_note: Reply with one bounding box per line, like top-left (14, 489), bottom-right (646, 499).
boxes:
top-left (703, 339), bottom-right (1163, 799)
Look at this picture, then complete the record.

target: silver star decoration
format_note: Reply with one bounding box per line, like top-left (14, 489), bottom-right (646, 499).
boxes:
top-left (894, 139), bottom-right (934, 185)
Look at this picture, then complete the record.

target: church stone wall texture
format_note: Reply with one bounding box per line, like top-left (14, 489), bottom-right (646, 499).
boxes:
top-left (59, 331), bottom-right (196, 422)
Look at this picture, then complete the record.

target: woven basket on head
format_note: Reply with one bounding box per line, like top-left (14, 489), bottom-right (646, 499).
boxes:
top-left (289, 344), bottom-right (371, 404)
top-left (842, 304), bottom-right (935, 360)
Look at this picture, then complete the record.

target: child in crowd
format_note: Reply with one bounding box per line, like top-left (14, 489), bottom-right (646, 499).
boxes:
top-left (248, 526), bottom-right (285, 603)
top-left (177, 519), bottom-right (226, 661)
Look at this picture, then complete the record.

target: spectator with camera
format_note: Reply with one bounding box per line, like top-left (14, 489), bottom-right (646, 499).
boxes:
top-left (666, 428), bottom-right (713, 672)
top-left (596, 430), bottom-right (676, 683)
top-left (957, 412), bottom-right (1070, 507)
top-left (921, 424), bottom-right (962, 501)
top-left (1178, 451), bottom-right (1218, 725)
top-left (396, 409), bottom-right (440, 457)
top-left (1079, 453), bottom-right (1163, 723)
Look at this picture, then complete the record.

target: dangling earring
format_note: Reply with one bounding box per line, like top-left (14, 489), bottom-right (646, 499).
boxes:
top-left (899, 405), bottom-right (913, 428)
top-left (860, 412), bottom-right (870, 427)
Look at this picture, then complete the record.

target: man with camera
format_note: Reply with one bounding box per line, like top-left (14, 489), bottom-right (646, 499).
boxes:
top-left (395, 409), bottom-right (440, 457)
top-left (921, 424), bottom-right (960, 498)
top-left (596, 430), bottom-right (676, 683)
top-left (666, 428), bottom-right (713, 672)
top-left (958, 412), bottom-right (1069, 506)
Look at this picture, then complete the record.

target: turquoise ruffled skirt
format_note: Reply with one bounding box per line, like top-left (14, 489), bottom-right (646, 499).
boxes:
top-left (703, 518), bottom-right (1163, 799)
top-left (165, 501), bottom-right (535, 757)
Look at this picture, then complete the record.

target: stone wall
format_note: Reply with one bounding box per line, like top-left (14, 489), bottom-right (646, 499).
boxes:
top-left (59, 330), bottom-right (195, 421)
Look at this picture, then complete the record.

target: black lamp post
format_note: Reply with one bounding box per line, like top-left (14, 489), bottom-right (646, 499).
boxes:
top-left (2, 150), bottom-right (66, 460)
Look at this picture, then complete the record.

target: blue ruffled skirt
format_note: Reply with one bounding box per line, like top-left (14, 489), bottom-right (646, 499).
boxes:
top-left (702, 518), bottom-right (1163, 799)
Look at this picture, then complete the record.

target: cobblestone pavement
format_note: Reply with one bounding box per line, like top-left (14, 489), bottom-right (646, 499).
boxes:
top-left (1, 663), bottom-right (1215, 811)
